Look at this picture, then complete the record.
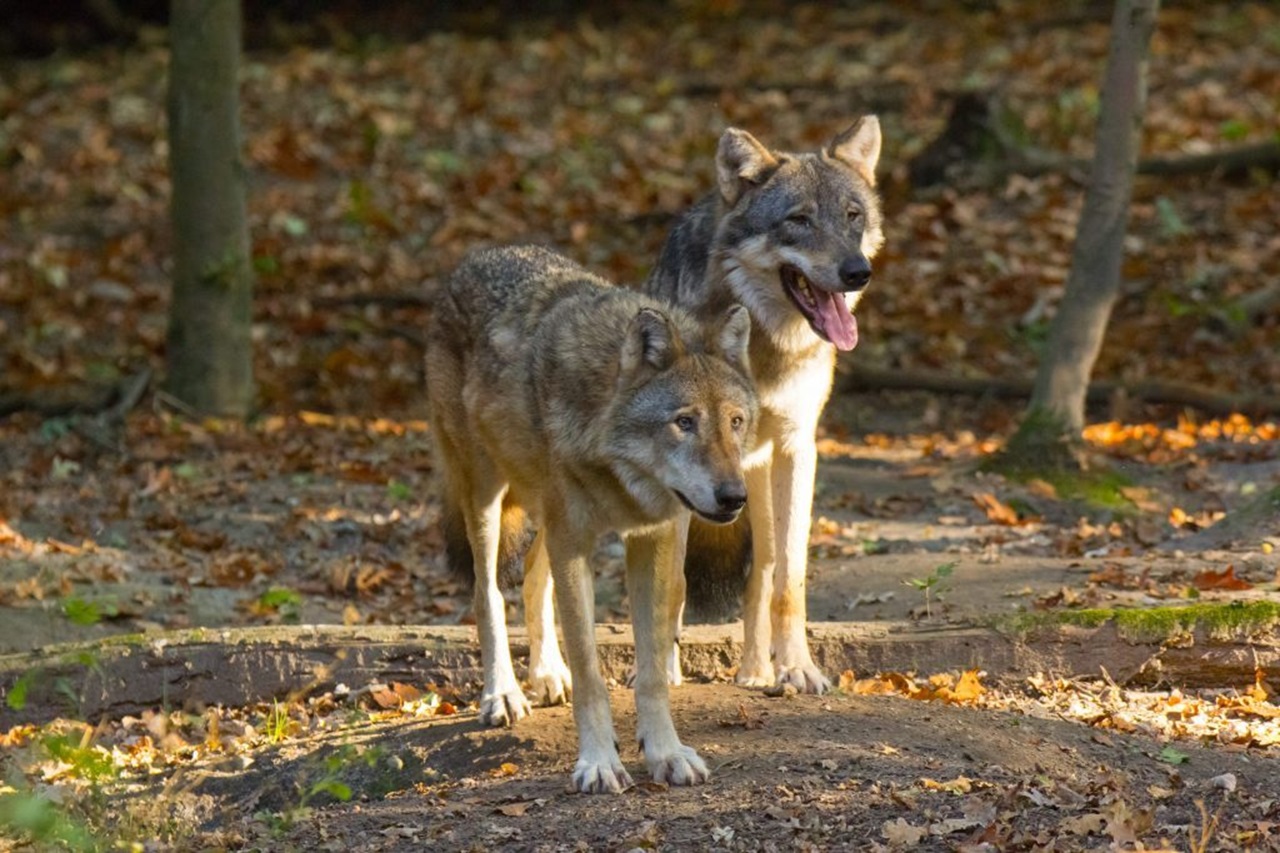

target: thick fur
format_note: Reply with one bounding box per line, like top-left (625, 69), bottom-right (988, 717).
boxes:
top-left (645, 117), bottom-right (884, 693)
top-left (425, 245), bottom-right (758, 793)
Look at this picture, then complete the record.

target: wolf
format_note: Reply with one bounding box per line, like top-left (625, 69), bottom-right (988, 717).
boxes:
top-left (425, 245), bottom-right (757, 793)
top-left (644, 116), bottom-right (884, 694)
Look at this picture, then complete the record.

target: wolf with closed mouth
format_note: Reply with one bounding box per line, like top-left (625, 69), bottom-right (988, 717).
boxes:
top-left (426, 245), bottom-right (758, 792)
top-left (645, 116), bottom-right (884, 694)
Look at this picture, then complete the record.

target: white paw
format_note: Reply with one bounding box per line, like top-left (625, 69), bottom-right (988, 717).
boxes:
top-left (528, 664), bottom-right (572, 706)
top-left (735, 658), bottom-right (775, 688)
top-left (479, 689), bottom-right (531, 727)
top-left (645, 743), bottom-right (709, 787)
top-left (775, 662), bottom-right (830, 695)
top-left (572, 755), bottom-right (633, 794)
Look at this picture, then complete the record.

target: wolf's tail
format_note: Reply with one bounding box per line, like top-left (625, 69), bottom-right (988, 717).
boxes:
top-left (683, 513), bottom-right (752, 623)
top-left (441, 491), bottom-right (531, 588)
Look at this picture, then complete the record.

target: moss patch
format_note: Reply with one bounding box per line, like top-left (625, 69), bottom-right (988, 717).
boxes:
top-left (1037, 467), bottom-right (1134, 511)
top-left (1000, 600), bottom-right (1280, 643)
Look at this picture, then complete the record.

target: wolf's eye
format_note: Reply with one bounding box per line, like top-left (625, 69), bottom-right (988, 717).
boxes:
top-left (847, 208), bottom-right (864, 226)
top-left (786, 213), bottom-right (812, 228)
top-left (675, 415), bottom-right (696, 433)
top-left (730, 414), bottom-right (745, 430)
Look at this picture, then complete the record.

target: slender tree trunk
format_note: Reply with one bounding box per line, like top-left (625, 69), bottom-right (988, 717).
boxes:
top-left (1005, 0), bottom-right (1160, 465)
top-left (165, 0), bottom-right (253, 417)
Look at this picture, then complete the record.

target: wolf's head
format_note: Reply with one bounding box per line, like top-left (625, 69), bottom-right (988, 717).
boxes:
top-left (610, 305), bottom-right (758, 524)
top-left (712, 116), bottom-right (883, 353)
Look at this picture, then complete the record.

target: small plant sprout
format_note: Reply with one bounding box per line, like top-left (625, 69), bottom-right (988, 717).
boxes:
top-left (903, 561), bottom-right (956, 619)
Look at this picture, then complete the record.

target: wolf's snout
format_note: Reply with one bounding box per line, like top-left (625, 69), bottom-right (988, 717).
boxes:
top-left (838, 256), bottom-right (872, 292)
top-left (714, 482), bottom-right (748, 514)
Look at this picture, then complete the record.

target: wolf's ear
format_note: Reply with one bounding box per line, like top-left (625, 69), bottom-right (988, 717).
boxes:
top-left (620, 308), bottom-right (682, 380)
top-left (827, 115), bottom-right (881, 186)
top-left (713, 305), bottom-right (752, 374)
top-left (717, 128), bottom-right (779, 206)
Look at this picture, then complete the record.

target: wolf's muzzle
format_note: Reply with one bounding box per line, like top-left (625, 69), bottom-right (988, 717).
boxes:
top-left (838, 255), bottom-right (872, 292)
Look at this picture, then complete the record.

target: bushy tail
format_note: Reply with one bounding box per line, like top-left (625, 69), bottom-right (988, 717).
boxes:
top-left (683, 513), bottom-right (752, 623)
top-left (441, 491), bottom-right (531, 588)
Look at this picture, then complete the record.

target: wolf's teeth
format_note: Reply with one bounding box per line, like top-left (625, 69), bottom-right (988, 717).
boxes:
top-left (797, 274), bottom-right (815, 305)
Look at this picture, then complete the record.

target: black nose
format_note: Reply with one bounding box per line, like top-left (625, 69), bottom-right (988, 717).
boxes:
top-left (839, 256), bottom-right (872, 292)
top-left (714, 482), bottom-right (748, 513)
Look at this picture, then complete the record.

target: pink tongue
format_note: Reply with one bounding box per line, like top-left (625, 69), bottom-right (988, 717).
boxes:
top-left (814, 290), bottom-right (858, 351)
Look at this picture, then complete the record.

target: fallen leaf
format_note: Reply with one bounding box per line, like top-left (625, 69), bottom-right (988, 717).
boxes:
top-left (920, 776), bottom-right (973, 794)
top-left (1059, 813), bottom-right (1106, 835)
top-left (1192, 565), bottom-right (1252, 591)
top-left (973, 492), bottom-right (1020, 526)
top-left (882, 818), bottom-right (929, 846)
top-left (718, 704), bottom-right (766, 730)
top-left (495, 800), bottom-right (533, 816)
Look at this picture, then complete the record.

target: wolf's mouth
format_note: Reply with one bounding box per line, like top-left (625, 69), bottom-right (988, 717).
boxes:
top-left (673, 490), bottom-right (741, 525)
top-left (779, 265), bottom-right (859, 351)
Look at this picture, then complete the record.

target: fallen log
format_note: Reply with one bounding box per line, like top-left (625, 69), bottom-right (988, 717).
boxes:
top-left (837, 361), bottom-right (1280, 416)
top-left (2, 606), bottom-right (1277, 727)
top-left (909, 91), bottom-right (1280, 188)
top-left (0, 367), bottom-right (152, 421)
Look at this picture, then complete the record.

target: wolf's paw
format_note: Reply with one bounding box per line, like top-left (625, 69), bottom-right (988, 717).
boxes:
top-left (775, 662), bottom-right (831, 695)
top-left (528, 664), bottom-right (572, 706)
top-left (571, 756), bottom-right (633, 794)
top-left (735, 659), bottom-right (775, 688)
top-left (479, 689), bottom-right (532, 727)
top-left (646, 744), bottom-right (709, 787)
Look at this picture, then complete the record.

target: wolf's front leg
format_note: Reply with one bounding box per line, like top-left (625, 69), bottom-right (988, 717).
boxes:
top-left (523, 530), bottom-right (571, 706)
top-left (628, 518), bottom-right (708, 786)
top-left (547, 522), bottom-right (631, 794)
top-left (769, 441), bottom-right (830, 694)
top-left (471, 487), bottom-right (533, 726)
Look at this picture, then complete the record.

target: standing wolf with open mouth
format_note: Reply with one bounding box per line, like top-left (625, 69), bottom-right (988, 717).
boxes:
top-left (645, 116), bottom-right (884, 694)
top-left (426, 246), bottom-right (757, 792)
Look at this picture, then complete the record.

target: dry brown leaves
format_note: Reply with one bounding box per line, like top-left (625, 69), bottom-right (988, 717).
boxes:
top-left (838, 668), bottom-right (986, 706)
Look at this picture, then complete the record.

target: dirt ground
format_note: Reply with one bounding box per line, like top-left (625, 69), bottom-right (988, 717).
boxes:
top-left (262, 684), bottom-right (1278, 852)
top-left (2, 392), bottom-right (1280, 851)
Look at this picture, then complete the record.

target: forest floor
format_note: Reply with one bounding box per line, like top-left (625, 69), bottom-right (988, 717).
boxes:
top-left (2, 1), bottom-right (1280, 850)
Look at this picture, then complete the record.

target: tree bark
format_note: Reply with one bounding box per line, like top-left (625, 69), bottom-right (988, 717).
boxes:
top-left (1020, 0), bottom-right (1161, 442)
top-left (165, 0), bottom-right (253, 418)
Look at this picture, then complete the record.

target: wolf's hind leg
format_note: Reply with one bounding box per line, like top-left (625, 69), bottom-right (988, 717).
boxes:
top-left (626, 523), bottom-right (684, 689)
top-left (469, 479), bottom-right (532, 727)
top-left (523, 529), bottom-right (571, 706)
top-left (737, 463), bottom-right (776, 687)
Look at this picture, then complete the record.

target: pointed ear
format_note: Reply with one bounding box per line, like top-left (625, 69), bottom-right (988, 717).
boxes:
top-left (716, 128), bottom-right (779, 206)
top-left (620, 308), bottom-right (682, 381)
top-left (827, 115), bottom-right (881, 185)
top-left (713, 305), bottom-right (752, 374)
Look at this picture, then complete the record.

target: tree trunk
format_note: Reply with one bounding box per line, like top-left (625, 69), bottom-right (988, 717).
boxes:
top-left (1006, 0), bottom-right (1160, 465)
top-left (165, 0), bottom-right (253, 418)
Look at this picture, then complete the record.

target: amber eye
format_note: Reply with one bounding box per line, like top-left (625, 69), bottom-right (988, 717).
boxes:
top-left (730, 414), bottom-right (745, 430)
top-left (675, 415), bottom-right (696, 433)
